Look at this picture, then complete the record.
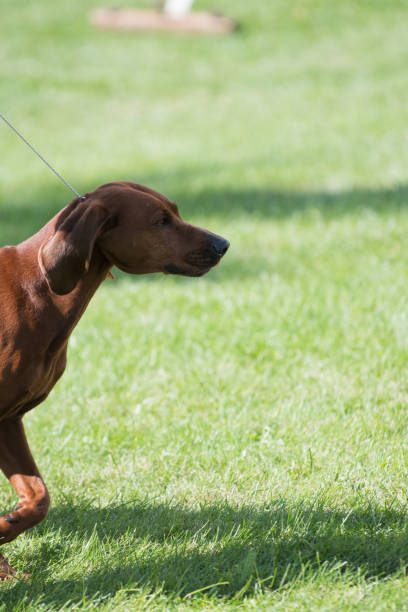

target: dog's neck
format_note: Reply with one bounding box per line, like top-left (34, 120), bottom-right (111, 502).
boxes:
top-left (19, 220), bottom-right (113, 328)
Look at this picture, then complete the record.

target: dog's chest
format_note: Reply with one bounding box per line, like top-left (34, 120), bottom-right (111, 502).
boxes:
top-left (0, 302), bottom-right (70, 420)
top-left (0, 340), bottom-right (68, 420)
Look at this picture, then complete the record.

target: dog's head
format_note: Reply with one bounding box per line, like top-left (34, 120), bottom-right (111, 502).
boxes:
top-left (39, 181), bottom-right (229, 295)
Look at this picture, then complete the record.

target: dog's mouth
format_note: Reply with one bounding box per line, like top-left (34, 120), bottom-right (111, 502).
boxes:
top-left (164, 264), bottom-right (209, 277)
top-left (164, 249), bottom-right (222, 277)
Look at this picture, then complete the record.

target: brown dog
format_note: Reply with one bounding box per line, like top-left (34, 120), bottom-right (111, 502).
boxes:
top-left (0, 181), bottom-right (229, 578)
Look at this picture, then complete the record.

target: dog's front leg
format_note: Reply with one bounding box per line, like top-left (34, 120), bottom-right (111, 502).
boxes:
top-left (0, 418), bottom-right (49, 579)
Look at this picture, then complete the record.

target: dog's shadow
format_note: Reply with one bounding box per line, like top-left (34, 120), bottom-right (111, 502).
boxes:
top-left (2, 497), bottom-right (408, 605)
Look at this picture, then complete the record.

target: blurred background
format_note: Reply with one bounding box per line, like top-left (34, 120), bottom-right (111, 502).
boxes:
top-left (2, 0), bottom-right (408, 608)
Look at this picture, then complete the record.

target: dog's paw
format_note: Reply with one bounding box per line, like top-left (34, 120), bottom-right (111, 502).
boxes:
top-left (0, 553), bottom-right (21, 580)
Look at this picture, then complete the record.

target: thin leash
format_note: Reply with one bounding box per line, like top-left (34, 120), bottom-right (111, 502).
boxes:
top-left (0, 112), bottom-right (86, 201)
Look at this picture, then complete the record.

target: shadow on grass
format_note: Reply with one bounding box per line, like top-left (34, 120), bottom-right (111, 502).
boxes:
top-left (2, 497), bottom-right (408, 605)
top-left (1, 176), bottom-right (408, 246)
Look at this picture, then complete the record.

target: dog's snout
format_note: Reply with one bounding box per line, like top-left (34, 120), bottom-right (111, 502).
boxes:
top-left (211, 236), bottom-right (230, 258)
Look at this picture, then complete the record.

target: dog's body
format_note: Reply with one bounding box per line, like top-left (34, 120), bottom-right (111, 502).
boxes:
top-left (0, 182), bottom-right (229, 578)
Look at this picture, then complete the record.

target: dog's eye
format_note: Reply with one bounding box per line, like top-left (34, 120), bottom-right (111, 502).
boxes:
top-left (154, 217), bottom-right (171, 227)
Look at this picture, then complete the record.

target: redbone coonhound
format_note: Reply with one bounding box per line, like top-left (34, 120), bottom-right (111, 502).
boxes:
top-left (0, 181), bottom-right (229, 578)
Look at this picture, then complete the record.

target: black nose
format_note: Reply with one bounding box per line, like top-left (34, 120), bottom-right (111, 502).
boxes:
top-left (211, 235), bottom-right (230, 258)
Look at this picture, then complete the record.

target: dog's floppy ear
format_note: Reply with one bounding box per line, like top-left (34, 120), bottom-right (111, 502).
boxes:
top-left (39, 198), bottom-right (112, 295)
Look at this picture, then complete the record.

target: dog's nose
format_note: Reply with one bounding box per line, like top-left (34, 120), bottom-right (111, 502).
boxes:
top-left (211, 236), bottom-right (230, 258)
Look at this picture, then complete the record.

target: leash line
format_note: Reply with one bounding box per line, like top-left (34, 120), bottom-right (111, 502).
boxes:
top-left (0, 112), bottom-right (84, 200)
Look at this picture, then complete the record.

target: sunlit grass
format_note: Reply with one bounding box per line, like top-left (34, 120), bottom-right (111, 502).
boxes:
top-left (1, 0), bottom-right (408, 609)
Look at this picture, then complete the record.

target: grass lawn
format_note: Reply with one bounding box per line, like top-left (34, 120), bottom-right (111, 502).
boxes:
top-left (2, 0), bottom-right (408, 608)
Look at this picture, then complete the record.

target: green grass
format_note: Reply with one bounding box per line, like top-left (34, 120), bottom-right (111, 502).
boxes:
top-left (2, 0), bottom-right (408, 608)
